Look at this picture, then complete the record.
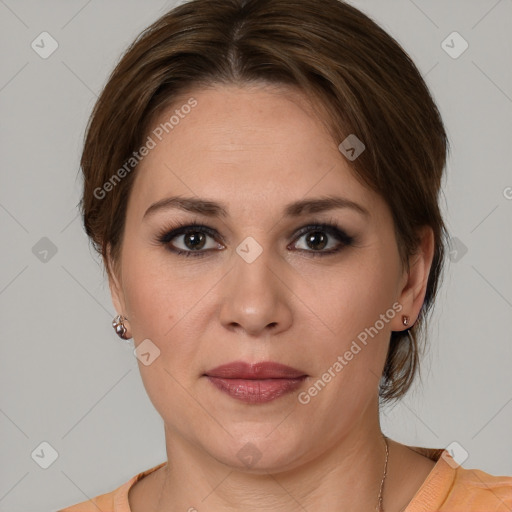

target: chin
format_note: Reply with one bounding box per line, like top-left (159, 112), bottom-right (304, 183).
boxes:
top-left (206, 429), bottom-right (307, 473)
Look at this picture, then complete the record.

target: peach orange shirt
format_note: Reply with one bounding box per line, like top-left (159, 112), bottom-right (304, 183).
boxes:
top-left (58, 447), bottom-right (512, 511)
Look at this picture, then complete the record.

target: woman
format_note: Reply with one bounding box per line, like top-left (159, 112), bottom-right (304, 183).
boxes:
top-left (58, 0), bottom-right (512, 510)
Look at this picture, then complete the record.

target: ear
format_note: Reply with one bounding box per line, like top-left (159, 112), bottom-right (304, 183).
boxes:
top-left (106, 243), bottom-right (127, 318)
top-left (392, 226), bottom-right (435, 331)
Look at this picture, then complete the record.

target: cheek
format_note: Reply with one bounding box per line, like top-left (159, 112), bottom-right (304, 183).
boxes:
top-left (297, 246), bottom-right (400, 387)
top-left (121, 253), bottom-right (205, 423)
top-left (121, 246), bottom-right (215, 369)
top-left (121, 243), bottom-right (191, 339)
top-left (297, 253), bottom-right (398, 339)
top-left (123, 266), bottom-right (175, 342)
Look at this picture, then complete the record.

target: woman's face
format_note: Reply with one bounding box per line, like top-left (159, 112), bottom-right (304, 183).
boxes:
top-left (108, 84), bottom-right (431, 471)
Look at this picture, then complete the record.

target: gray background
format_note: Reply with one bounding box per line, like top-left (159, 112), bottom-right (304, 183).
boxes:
top-left (0, 0), bottom-right (511, 510)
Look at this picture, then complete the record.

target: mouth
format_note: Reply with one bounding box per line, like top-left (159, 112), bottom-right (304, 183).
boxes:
top-left (203, 361), bottom-right (308, 404)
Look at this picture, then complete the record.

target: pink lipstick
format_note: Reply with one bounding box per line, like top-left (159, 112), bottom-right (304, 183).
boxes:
top-left (204, 361), bottom-right (307, 404)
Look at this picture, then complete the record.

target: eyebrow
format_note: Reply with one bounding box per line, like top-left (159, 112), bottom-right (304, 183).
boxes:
top-left (143, 195), bottom-right (370, 220)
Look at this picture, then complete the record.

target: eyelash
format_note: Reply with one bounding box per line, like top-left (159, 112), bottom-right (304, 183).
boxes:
top-left (155, 217), bottom-right (357, 258)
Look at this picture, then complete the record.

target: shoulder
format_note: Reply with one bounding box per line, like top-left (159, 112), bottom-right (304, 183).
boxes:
top-left (56, 489), bottom-right (115, 512)
top-left (405, 446), bottom-right (512, 512)
top-left (448, 465), bottom-right (512, 510)
top-left (56, 462), bottom-right (166, 512)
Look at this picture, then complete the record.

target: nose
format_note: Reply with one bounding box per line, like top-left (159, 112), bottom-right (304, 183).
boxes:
top-left (218, 241), bottom-right (293, 337)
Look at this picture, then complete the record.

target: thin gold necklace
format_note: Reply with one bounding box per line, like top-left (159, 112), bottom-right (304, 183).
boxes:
top-left (376, 435), bottom-right (390, 512)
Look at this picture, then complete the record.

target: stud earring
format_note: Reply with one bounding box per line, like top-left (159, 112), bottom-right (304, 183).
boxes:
top-left (112, 314), bottom-right (130, 340)
top-left (402, 315), bottom-right (410, 327)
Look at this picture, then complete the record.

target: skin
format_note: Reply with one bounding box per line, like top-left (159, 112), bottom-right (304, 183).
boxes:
top-left (107, 84), bottom-right (437, 511)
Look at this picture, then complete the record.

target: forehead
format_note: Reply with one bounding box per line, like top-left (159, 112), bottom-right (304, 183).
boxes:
top-left (127, 84), bottom-right (383, 222)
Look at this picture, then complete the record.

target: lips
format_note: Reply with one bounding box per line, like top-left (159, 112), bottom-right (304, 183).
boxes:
top-left (204, 361), bottom-right (308, 404)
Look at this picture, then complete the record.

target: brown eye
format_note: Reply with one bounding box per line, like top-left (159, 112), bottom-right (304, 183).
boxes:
top-left (168, 229), bottom-right (222, 254)
top-left (181, 231), bottom-right (208, 250)
top-left (157, 224), bottom-right (224, 257)
top-left (303, 231), bottom-right (329, 251)
top-left (291, 223), bottom-right (355, 256)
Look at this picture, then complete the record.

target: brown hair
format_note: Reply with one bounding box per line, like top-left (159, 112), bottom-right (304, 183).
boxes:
top-left (79, 0), bottom-right (450, 404)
